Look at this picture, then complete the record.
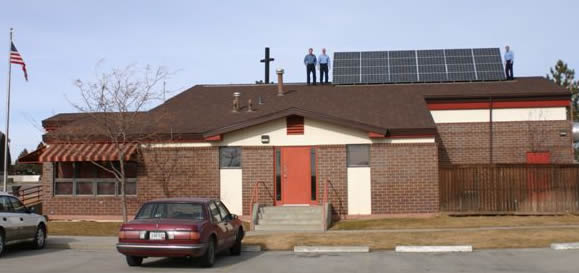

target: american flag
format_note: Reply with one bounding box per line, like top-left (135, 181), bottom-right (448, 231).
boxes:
top-left (10, 42), bottom-right (28, 81)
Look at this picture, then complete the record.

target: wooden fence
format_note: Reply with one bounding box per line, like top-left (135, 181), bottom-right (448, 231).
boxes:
top-left (439, 164), bottom-right (579, 214)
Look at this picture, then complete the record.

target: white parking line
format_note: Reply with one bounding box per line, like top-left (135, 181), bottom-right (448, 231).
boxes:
top-left (395, 245), bottom-right (473, 253)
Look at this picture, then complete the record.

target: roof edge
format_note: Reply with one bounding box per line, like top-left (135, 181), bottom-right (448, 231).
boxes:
top-left (202, 107), bottom-right (391, 137)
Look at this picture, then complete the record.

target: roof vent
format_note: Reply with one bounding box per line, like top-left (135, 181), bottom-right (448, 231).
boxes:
top-left (287, 115), bottom-right (304, 135)
top-left (247, 99), bottom-right (254, 112)
top-left (276, 68), bottom-right (284, 96)
top-left (232, 92), bottom-right (241, 112)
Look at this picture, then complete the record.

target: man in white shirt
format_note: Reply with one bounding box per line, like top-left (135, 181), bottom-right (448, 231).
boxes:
top-left (504, 45), bottom-right (514, 80)
top-left (318, 48), bottom-right (331, 84)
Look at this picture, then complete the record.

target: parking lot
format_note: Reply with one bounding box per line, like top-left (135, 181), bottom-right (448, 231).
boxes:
top-left (1, 244), bottom-right (579, 273)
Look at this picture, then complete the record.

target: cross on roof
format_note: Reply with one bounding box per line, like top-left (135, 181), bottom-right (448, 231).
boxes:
top-left (260, 47), bottom-right (274, 84)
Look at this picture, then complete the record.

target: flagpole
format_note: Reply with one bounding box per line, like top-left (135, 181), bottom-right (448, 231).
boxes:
top-left (3, 28), bottom-right (13, 192)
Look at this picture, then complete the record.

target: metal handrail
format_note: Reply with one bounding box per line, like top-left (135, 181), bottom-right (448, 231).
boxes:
top-left (249, 181), bottom-right (271, 230)
top-left (321, 178), bottom-right (330, 230)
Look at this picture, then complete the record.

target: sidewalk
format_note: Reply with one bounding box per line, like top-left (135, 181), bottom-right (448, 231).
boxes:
top-left (48, 236), bottom-right (117, 250)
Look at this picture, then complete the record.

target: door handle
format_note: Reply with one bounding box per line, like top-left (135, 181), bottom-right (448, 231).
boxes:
top-left (20, 217), bottom-right (24, 221)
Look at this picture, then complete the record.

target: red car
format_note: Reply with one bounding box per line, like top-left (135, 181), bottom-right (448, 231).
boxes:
top-left (116, 198), bottom-right (244, 268)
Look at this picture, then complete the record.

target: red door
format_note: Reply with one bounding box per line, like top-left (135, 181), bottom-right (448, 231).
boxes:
top-left (281, 147), bottom-right (311, 204)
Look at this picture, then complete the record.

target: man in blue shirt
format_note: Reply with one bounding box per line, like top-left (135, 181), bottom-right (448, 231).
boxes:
top-left (504, 45), bottom-right (514, 80)
top-left (304, 48), bottom-right (317, 85)
top-left (318, 48), bottom-right (331, 84)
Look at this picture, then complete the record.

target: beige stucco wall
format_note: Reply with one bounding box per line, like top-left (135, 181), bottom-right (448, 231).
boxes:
top-left (147, 118), bottom-right (434, 148)
top-left (347, 167), bottom-right (372, 215)
top-left (219, 169), bottom-right (243, 215)
top-left (431, 107), bottom-right (567, 123)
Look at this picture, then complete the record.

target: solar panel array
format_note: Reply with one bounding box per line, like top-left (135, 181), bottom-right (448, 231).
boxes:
top-left (333, 48), bottom-right (505, 84)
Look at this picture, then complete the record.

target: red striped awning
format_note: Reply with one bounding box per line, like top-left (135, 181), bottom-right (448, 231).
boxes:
top-left (38, 143), bottom-right (138, 162)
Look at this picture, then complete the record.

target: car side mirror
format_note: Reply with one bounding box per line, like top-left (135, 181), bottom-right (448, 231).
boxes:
top-left (230, 214), bottom-right (238, 220)
top-left (28, 207), bottom-right (36, 214)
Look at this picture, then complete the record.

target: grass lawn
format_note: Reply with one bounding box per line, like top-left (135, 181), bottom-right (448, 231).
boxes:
top-left (47, 216), bottom-right (579, 250)
top-left (48, 221), bottom-right (123, 236)
top-left (331, 215), bottom-right (579, 230)
top-left (243, 228), bottom-right (579, 250)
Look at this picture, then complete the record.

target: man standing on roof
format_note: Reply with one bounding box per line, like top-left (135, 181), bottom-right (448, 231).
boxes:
top-left (318, 48), bottom-right (331, 85)
top-left (304, 48), bottom-right (317, 85)
top-left (504, 45), bottom-right (514, 80)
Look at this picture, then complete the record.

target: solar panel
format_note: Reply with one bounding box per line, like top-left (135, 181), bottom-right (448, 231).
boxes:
top-left (332, 47), bottom-right (505, 85)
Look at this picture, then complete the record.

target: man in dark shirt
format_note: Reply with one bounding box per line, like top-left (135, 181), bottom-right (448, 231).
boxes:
top-left (304, 48), bottom-right (317, 85)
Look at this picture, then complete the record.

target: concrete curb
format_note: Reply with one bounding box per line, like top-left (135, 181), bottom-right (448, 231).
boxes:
top-left (47, 242), bottom-right (262, 252)
top-left (551, 242), bottom-right (579, 250)
top-left (395, 245), bottom-right (473, 253)
top-left (242, 245), bottom-right (262, 252)
top-left (294, 246), bottom-right (369, 253)
top-left (47, 243), bottom-right (112, 250)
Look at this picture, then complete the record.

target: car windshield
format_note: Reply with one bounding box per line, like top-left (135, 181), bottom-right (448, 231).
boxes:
top-left (135, 202), bottom-right (205, 220)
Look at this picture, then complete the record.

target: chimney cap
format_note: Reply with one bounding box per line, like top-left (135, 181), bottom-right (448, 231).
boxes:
top-left (276, 68), bottom-right (284, 74)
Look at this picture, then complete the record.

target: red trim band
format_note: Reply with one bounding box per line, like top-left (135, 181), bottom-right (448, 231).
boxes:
top-left (204, 135), bottom-right (222, 141)
top-left (369, 132), bottom-right (435, 139)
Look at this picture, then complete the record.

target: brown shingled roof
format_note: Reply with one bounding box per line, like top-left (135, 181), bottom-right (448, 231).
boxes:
top-left (43, 77), bottom-right (570, 143)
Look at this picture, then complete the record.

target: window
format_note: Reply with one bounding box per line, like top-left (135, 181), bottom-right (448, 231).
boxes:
top-left (275, 150), bottom-right (282, 201)
top-left (216, 201), bottom-right (231, 219)
top-left (347, 144), bottom-right (370, 167)
top-left (0, 197), bottom-right (11, 213)
top-left (8, 197), bottom-right (27, 213)
top-left (135, 202), bottom-right (204, 220)
top-left (54, 161), bottom-right (137, 196)
top-left (220, 147), bottom-right (241, 168)
top-left (311, 148), bottom-right (317, 201)
top-left (209, 202), bottom-right (223, 222)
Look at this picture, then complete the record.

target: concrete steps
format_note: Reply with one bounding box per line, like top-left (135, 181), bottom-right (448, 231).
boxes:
top-left (254, 223), bottom-right (323, 231)
top-left (254, 206), bottom-right (324, 232)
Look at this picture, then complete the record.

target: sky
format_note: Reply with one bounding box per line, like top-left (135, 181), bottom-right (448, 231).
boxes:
top-left (0, 0), bottom-right (578, 161)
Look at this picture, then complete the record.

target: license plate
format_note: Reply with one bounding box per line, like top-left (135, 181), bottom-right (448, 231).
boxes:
top-left (149, 232), bottom-right (166, 240)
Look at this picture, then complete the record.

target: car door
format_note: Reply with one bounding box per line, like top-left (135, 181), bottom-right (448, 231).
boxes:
top-left (208, 201), bottom-right (229, 250)
top-left (0, 196), bottom-right (21, 242)
top-left (216, 201), bottom-right (236, 246)
top-left (7, 197), bottom-right (36, 239)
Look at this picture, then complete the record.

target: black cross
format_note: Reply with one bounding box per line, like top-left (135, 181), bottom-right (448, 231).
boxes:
top-left (260, 47), bottom-right (275, 84)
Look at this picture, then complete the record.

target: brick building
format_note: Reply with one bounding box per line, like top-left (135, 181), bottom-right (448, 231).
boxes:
top-left (21, 76), bottom-right (573, 220)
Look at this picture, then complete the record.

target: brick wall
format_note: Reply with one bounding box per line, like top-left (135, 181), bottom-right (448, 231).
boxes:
top-left (42, 147), bottom-right (220, 218)
top-left (241, 146), bottom-right (275, 216)
top-left (437, 120), bottom-right (573, 165)
top-left (317, 145), bottom-right (348, 217)
top-left (371, 143), bottom-right (439, 214)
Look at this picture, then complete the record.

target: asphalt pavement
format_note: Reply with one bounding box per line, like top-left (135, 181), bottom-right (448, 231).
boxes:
top-left (1, 245), bottom-right (578, 273)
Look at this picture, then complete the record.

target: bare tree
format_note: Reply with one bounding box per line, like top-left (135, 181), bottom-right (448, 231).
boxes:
top-left (139, 144), bottom-right (181, 198)
top-left (526, 110), bottom-right (549, 153)
top-left (70, 64), bottom-right (169, 222)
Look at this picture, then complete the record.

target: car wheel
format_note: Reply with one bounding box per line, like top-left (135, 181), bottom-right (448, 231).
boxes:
top-left (0, 230), bottom-right (5, 257)
top-left (200, 237), bottom-right (216, 268)
top-left (31, 225), bottom-right (46, 249)
top-left (125, 255), bottom-right (143, 267)
top-left (230, 229), bottom-right (243, 256)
